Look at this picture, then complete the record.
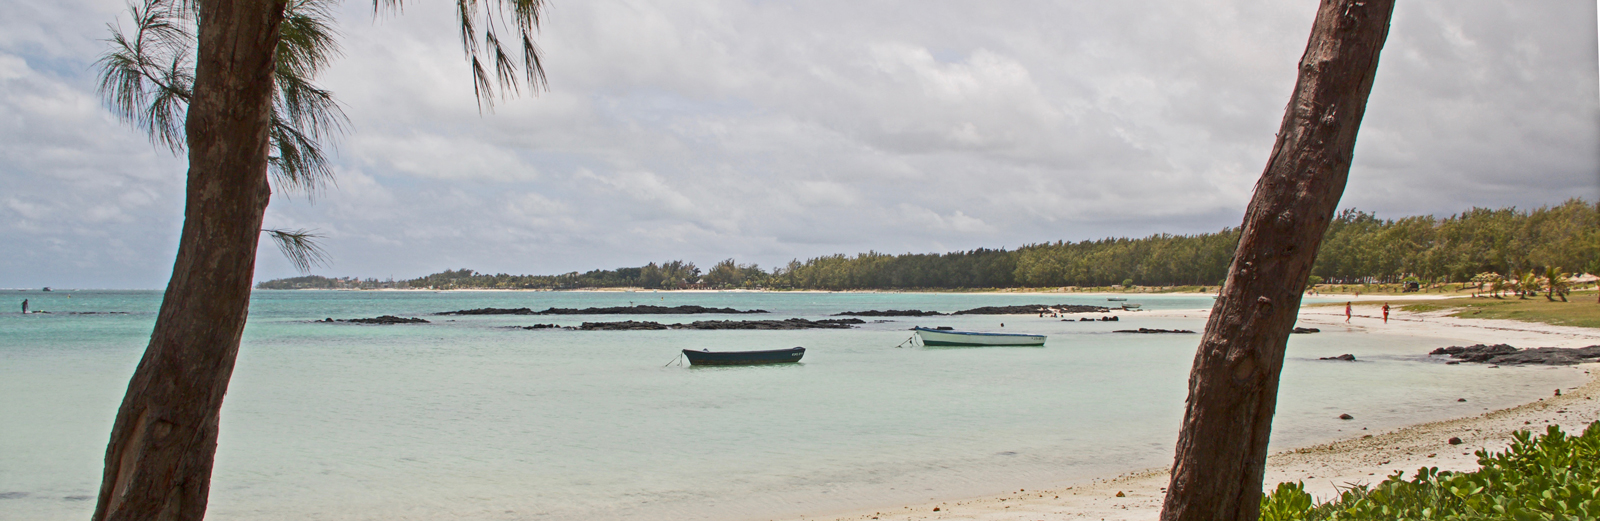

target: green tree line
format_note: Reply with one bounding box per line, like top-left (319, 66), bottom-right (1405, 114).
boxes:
top-left (259, 199), bottom-right (1598, 291)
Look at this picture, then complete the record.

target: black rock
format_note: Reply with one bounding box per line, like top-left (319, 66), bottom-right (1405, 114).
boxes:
top-left (541, 305), bottom-right (767, 315)
top-left (951, 304), bottom-right (1110, 315)
top-left (1113, 328), bottom-right (1195, 334)
top-left (579, 318), bottom-right (863, 331)
top-left (1293, 327), bottom-right (1321, 334)
top-left (1428, 344), bottom-right (1518, 362)
top-left (436, 307), bottom-right (537, 315)
top-left (1448, 437), bottom-right (1463, 445)
top-left (342, 315), bottom-right (429, 325)
top-left (438, 305), bottom-right (769, 316)
top-left (577, 320), bottom-right (671, 330)
top-left (1489, 347), bottom-right (1600, 366)
top-left (1338, 413), bottom-right (1354, 420)
top-left (517, 323), bottom-right (562, 329)
top-left (1431, 344), bottom-right (1600, 366)
top-left (835, 309), bottom-right (945, 317)
top-left (1319, 354), bottom-right (1357, 361)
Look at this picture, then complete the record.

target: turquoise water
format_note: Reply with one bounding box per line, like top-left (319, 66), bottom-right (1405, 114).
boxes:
top-left (1, 290), bottom-right (1584, 521)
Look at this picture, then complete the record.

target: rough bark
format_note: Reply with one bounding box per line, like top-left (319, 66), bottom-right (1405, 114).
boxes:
top-left (92, 2), bottom-right (285, 520)
top-left (1159, 2), bottom-right (1393, 520)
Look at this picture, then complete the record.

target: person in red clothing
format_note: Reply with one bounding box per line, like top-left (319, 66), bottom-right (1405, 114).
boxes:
top-left (1345, 302), bottom-right (1352, 322)
top-left (1382, 302), bottom-right (1390, 323)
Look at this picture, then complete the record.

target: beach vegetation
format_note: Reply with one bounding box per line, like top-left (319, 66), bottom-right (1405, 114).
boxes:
top-left (1544, 267), bottom-right (1572, 302)
top-left (1261, 422), bottom-right (1600, 521)
top-left (1399, 296), bottom-right (1600, 329)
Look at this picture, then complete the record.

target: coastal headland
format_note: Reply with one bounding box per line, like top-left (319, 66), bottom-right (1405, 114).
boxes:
top-left (788, 304), bottom-right (1600, 521)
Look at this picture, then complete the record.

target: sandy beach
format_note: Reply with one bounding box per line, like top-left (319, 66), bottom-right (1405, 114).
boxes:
top-left (791, 304), bottom-right (1600, 521)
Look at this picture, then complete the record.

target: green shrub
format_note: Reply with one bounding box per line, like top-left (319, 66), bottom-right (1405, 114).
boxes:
top-left (1261, 421), bottom-right (1600, 520)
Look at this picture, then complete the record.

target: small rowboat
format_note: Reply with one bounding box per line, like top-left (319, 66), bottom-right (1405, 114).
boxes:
top-left (913, 327), bottom-right (1046, 347)
top-left (682, 347), bottom-right (805, 366)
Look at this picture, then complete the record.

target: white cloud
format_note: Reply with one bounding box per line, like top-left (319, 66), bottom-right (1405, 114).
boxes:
top-left (1, 0), bottom-right (1596, 287)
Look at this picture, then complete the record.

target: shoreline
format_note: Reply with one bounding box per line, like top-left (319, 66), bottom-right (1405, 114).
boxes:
top-left (783, 307), bottom-right (1600, 521)
top-left (248, 286), bottom-right (1484, 300)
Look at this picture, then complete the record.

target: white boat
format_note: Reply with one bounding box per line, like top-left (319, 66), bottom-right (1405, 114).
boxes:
top-left (913, 327), bottom-right (1046, 347)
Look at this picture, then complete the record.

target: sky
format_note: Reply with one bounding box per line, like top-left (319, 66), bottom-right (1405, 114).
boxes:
top-left (2, 1), bottom-right (1597, 289)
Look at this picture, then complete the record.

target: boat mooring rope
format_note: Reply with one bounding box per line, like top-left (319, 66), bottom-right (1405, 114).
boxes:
top-left (662, 352), bottom-right (685, 367)
top-left (895, 334), bottom-right (920, 348)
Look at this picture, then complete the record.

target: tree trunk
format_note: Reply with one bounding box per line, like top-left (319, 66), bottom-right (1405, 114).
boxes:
top-left (92, 2), bottom-right (285, 520)
top-left (1159, 2), bottom-right (1393, 520)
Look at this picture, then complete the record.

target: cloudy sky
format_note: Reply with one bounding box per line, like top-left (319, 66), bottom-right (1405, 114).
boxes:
top-left (2, 1), bottom-right (1597, 289)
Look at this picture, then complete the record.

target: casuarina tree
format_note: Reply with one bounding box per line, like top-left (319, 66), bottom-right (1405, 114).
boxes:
top-left (90, 1), bottom-right (548, 520)
top-left (1160, 1), bottom-right (1394, 520)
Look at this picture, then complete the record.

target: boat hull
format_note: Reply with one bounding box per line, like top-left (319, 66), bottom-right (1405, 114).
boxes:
top-left (683, 347), bottom-right (805, 366)
top-left (913, 327), bottom-right (1046, 347)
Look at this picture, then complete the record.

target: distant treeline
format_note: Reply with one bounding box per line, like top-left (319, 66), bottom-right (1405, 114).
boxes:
top-left (255, 275), bottom-right (406, 290)
top-left (258, 199), bottom-right (1598, 291)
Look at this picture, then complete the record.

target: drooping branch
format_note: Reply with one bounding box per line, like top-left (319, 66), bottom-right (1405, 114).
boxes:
top-left (374, 0), bottom-right (549, 110)
top-left (264, 228), bottom-right (330, 273)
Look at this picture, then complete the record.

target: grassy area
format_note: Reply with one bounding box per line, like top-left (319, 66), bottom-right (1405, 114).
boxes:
top-left (1395, 291), bottom-right (1600, 329)
top-left (1309, 282), bottom-right (1493, 297)
top-left (1261, 422), bottom-right (1600, 521)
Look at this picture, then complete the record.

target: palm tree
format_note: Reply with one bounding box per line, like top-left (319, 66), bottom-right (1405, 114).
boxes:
top-left (1478, 272), bottom-right (1505, 298)
top-left (90, 2), bottom-right (548, 520)
top-left (1545, 267), bottom-right (1571, 302)
top-left (1470, 271), bottom-right (1497, 296)
top-left (1515, 269), bottom-right (1539, 299)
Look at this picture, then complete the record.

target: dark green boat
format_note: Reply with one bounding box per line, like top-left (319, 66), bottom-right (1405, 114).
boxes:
top-left (682, 347), bottom-right (805, 366)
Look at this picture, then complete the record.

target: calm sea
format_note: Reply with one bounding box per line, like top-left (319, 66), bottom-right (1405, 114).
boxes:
top-left (1, 289), bottom-right (1584, 521)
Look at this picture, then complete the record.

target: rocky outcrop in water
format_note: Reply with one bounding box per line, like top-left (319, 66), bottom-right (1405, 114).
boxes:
top-left (952, 304), bottom-right (1110, 315)
top-left (1113, 328), bottom-right (1195, 334)
top-left (438, 307), bottom-right (537, 315)
top-left (438, 305), bottom-right (767, 316)
top-left (1319, 354), bottom-right (1357, 361)
top-left (578, 318), bottom-right (864, 331)
top-left (542, 305), bottom-right (769, 315)
top-left (833, 309), bottom-right (945, 317)
top-left (329, 315), bottom-right (429, 324)
top-left (578, 320), bottom-right (672, 330)
top-left (1293, 327), bottom-right (1321, 334)
top-left (1430, 344), bottom-right (1600, 365)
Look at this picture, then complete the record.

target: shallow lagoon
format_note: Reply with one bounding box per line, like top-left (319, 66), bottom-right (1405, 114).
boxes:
top-left (1, 290), bottom-right (1583, 520)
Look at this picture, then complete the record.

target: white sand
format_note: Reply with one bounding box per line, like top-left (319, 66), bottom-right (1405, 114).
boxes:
top-left (790, 305), bottom-right (1600, 521)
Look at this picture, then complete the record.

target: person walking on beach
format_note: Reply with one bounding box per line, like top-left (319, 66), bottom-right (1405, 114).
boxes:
top-left (1345, 302), bottom-right (1352, 322)
top-left (1382, 303), bottom-right (1390, 324)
